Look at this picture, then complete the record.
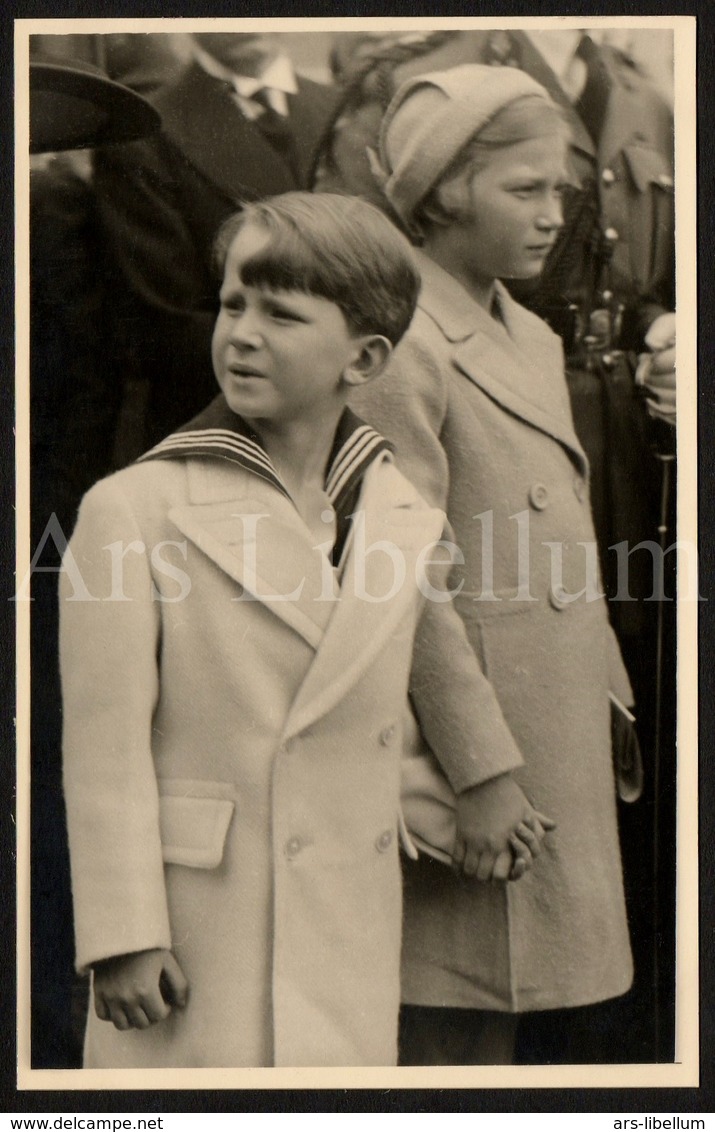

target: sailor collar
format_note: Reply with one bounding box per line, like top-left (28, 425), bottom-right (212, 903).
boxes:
top-left (137, 396), bottom-right (394, 562)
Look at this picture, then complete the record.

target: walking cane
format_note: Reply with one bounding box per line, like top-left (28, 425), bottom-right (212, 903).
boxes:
top-left (651, 424), bottom-right (676, 1061)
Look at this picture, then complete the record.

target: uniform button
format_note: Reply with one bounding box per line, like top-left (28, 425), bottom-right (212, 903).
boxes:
top-left (285, 837), bottom-right (302, 859)
top-left (604, 227), bottom-right (619, 242)
top-left (601, 289), bottom-right (613, 302)
top-left (379, 724), bottom-right (396, 747)
top-left (528, 482), bottom-right (549, 511)
top-left (658, 173), bottom-right (674, 189)
top-left (549, 584), bottom-right (570, 611)
top-left (375, 830), bottom-right (393, 853)
top-left (602, 353), bottom-right (616, 370)
top-left (601, 167), bottom-right (616, 185)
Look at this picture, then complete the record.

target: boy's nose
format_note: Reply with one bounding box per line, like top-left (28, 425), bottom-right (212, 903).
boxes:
top-left (229, 313), bottom-right (263, 348)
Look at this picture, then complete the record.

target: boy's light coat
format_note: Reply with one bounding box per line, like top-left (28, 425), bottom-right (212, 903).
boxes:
top-left (61, 451), bottom-right (521, 1067)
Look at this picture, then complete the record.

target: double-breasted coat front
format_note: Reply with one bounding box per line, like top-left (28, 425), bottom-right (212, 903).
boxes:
top-left (351, 255), bottom-right (635, 1012)
top-left (60, 407), bottom-right (523, 1067)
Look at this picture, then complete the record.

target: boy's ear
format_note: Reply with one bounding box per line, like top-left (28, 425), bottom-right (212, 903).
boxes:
top-left (342, 335), bottom-right (393, 388)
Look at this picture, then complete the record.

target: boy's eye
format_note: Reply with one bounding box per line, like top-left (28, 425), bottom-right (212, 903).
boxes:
top-left (221, 294), bottom-right (245, 314)
top-left (266, 303), bottom-right (304, 322)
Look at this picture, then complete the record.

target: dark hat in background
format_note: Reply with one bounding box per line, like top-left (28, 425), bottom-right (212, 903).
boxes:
top-left (29, 55), bottom-right (161, 153)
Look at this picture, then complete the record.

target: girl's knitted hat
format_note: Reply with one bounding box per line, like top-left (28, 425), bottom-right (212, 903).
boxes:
top-left (370, 63), bottom-right (554, 231)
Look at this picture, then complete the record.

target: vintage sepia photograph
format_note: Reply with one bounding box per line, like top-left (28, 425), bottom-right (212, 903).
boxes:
top-left (14, 13), bottom-right (699, 1094)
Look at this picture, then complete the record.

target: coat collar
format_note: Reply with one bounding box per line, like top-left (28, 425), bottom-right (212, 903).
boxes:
top-left (139, 395), bottom-right (393, 519)
top-left (146, 398), bottom-right (411, 650)
top-left (415, 253), bottom-right (587, 472)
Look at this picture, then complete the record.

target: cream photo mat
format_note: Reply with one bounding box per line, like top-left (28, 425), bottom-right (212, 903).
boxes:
top-left (14, 12), bottom-right (699, 1093)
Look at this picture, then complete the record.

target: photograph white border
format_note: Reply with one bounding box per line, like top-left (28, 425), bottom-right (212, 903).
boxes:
top-left (14, 12), bottom-right (699, 1093)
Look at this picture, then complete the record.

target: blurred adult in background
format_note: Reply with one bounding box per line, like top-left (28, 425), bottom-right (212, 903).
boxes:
top-left (92, 33), bottom-right (341, 460)
top-left (315, 26), bottom-right (676, 1063)
top-left (29, 57), bottom-right (161, 1068)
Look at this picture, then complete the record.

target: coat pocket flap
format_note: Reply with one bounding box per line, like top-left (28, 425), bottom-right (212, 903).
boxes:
top-left (622, 144), bottom-right (673, 193)
top-left (159, 794), bottom-right (235, 869)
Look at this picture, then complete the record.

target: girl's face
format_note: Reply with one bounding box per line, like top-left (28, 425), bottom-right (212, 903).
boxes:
top-left (437, 133), bottom-right (570, 292)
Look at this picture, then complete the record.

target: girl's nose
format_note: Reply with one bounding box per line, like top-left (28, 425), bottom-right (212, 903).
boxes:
top-left (536, 194), bottom-right (564, 232)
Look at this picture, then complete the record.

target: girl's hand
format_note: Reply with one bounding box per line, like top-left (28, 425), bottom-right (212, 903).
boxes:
top-left (453, 774), bottom-right (555, 882)
top-left (508, 811), bottom-right (557, 880)
top-left (92, 948), bottom-right (189, 1031)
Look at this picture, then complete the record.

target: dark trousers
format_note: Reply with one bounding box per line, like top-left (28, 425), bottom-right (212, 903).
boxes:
top-left (399, 1005), bottom-right (518, 1066)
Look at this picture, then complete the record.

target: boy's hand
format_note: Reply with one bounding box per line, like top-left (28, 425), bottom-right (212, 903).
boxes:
top-left (453, 774), bottom-right (555, 882)
top-left (93, 948), bottom-right (188, 1031)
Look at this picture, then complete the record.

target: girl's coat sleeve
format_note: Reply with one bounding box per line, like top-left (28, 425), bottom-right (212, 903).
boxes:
top-left (351, 329), bottom-right (526, 794)
top-left (60, 478), bottom-right (171, 973)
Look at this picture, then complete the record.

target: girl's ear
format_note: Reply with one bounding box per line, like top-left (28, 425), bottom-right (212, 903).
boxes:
top-left (419, 197), bottom-right (453, 229)
top-left (420, 175), bottom-right (466, 229)
top-left (342, 335), bottom-right (393, 388)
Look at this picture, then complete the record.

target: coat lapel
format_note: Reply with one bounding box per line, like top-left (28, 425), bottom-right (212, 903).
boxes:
top-left (283, 457), bottom-right (446, 740)
top-left (169, 461), bottom-right (337, 650)
top-left (154, 63), bottom-right (298, 202)
top-left (284, 78), bottom-right (342, 186)
top-left (417, 255), bottom-right (588, 474)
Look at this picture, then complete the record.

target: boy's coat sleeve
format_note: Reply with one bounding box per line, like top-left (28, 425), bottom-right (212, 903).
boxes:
top-left (60, 478), bottom-right (172, 972)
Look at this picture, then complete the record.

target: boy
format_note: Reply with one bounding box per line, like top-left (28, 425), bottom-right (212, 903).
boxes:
top-left (61, 193), bottom-right (547, 1069)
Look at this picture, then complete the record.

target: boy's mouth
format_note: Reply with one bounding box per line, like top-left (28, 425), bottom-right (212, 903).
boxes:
top-left (228, 364), bottom-right (265, 379)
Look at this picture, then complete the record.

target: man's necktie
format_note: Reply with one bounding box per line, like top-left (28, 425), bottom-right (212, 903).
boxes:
top-left (250, 87), bottom-right (298, 177)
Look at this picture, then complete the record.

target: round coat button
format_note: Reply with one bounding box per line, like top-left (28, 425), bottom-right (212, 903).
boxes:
top-left (549, 584), bottom-right (570, 611)
top-left (604, 227), bottom-right (619, 242)
top-left (285, 837), bottom-right (302, 859)
top-left (528, 482), bottom-right (549, 511)
top-left (601, 167), bottom-right (616, 184)
top-left (375, 830), bottom-right (393, 852)
top-left (379, 724), bottom-right (396, 747)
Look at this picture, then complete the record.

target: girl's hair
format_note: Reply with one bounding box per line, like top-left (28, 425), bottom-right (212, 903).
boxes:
top-left (413, 95), bottom-right (571, 234)
top-left (213, 192), bottom-right (420, 347)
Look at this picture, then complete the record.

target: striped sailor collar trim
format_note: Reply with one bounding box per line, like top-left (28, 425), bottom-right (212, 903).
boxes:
top-left (137, 395), bottom-right (393, 507)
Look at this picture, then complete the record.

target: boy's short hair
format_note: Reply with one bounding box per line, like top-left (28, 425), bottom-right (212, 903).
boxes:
top-left (214, 192), bottom-right (421, 347)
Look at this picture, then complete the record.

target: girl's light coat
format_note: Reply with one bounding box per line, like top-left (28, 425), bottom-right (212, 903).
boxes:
top-left (352, 254), bottom-right (634, 1011)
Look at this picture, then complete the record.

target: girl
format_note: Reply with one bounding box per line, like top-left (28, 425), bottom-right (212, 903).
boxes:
top-left (350, 64), bottom-right (635, 1064)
